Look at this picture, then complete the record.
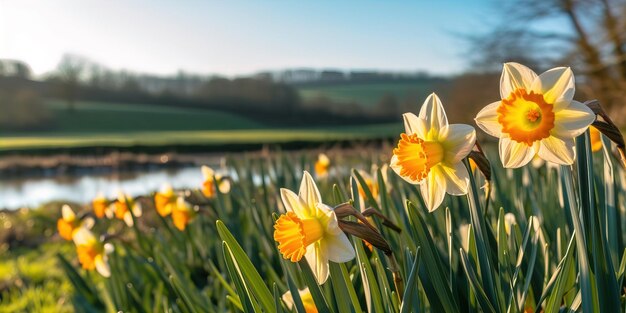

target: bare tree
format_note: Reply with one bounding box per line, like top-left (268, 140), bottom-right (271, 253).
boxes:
top-left (56, 54), bottom-right (87, 112)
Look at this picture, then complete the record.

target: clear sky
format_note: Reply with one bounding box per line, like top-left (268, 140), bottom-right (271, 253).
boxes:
top-left (0, 0), bottom-right (497, 77)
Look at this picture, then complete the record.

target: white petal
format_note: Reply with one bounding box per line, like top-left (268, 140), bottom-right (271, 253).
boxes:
top-left (304, 243), bottom-right (329, 284)
top-left (552, 100), bottom-right (595, 138)
top-left (218, 179), bottom-right (231, 193)
top-left (201, 165), bottom-right (214, 180)
top-left (72, 227), bottom-right (96, 245)
top-left (389, 155), bottom-right (423, 185)
top-left (62, 205), bottom-right (75, 221)
top-left (419, 169), bottom-right (447, 212)
top-left (439, 163), bottom-right (470, 195)
top-left (402, 112), bottom-right (427, 137)
top-left (500, 62), bottom-right (537, 98)
top-left (418, 93), bottom-right (448, 134)
top-left (81, 217), bottom-right (95, 230)
top-left (499, 137), bottom-right (535, 168)
top-left (440, 124), bottom-right (476, 164)
top-left (132, 203), bottom-right (142, 217)
top-left (281, 291), bottom-right (295, 309)
top-left (299, 171), bottom-right (322, 212)
top-left (104, 243), bottom-right (115, 255)
top-left (95, 256), bottom-right (111, 278)
top-left (475, 101), bottom-right (502, 138)
top-left (538, 136), bottom-right (575, 165)
top-left (123, 212), bottom-right (134, 227)
top-left (531, 67), bottom-right (574, 110)
top-left (280, 188), bottom-right (310, 217)
top-left (321, 210), bottom-right (355, 263)
top-left (325, 233), bottom-right (355, 263)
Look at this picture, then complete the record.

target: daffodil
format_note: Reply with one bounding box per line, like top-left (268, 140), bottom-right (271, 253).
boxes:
top-left (201, 165), bottom-right (231, 198)
top-left (113, 192), bottom-right (142, 226)
top-left (171, 197), bottom-right (196, 231)
top-left (390, 93), bottom-right (477, 212)
top-left (589, 126), bottom-right (603, 152)
top-left (475, 62), bottom-right (596, 168)
top-left (357, 164), bottom-right (389, 201)
top-left (72, 227), bottom-right (113, 277)
top-left (282, 288), bottom-right (318, 313)
top-left (314, 153), bottom-right (330, 178)
top-left (154, 184), bottom-right (177, 217)
top-left (57, 205), bottom-right (93, 241)
top-left (92, 192), bottom-right (110, 218)
top-left (273, 171), bottom-right (355, 284)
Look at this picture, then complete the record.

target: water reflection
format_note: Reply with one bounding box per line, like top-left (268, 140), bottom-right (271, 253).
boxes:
top-left (0, 166), bottom-right (206, 209)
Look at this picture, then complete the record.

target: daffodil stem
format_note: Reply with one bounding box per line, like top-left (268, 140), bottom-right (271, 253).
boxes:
top-left (386, 253), bottom-right (404, 303)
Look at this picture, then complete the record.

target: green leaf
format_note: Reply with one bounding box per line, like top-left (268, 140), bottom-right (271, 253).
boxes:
top-left (216, 220), bottom-right (274, 312)
top-left (399, 247), bottom-right (421, 313)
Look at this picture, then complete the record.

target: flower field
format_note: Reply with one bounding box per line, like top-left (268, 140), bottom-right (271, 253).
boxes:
top-left (3, 63), bottom-right (626, 312)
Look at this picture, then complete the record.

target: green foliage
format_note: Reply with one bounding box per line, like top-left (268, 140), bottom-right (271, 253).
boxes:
top-left (4, 133), bottom-right (626, 312)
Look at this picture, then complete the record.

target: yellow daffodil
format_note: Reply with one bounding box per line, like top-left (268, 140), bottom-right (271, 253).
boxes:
top-left (314, 153), bottom-right (330, 178)
top-left (273, 171), bottom-right (355, 284)
top-left (357, 164), bottom-right (389, 201)
top-left (475, 62), bottom-right (596, 168)
top-left (113, 192), bottom-right (142, 226)
top-left (57, 205), bottom-right (94, 241)
top-left (589, 125), bottom-right (603, 152)
top-left (154, 184), bottom-right (177, 217)
top-left (390, 93), bottom-right (476, 212)
top-left (72, 227), bottom-right (113, 277)
top-left (201, 165), bottom-right (231, 198)
top-left (282, 288), bottom-right (318, 313)
top-left (92, 192), bottom-right (110, 218)
top-left (171, 197), bottom-right (196, 231)
top-left (504, 213), bottom-right (517, 235)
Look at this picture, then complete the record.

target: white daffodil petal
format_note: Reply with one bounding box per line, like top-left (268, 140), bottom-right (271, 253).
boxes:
top-left (218, 179), bottom-right (231, 193)
top-left (299, 171), bottom-right (322, 213)
top-left (72, 227), bottom-right (96, 246)
top-left (325, 233), bottom-right (355, 263)
top-left (280, 188), bottom-right (310, 217)
top-left (419, 169), bottom-right (447, 212)
top-left (123, 213), bottom-right (134, 227)
top-left (132, 203), bottom-right (142, 217)
top-left (531, 67), bottom-right (574, 109)
top-left (475, 101), bottom-right (502, 137)
top-left (305, 243), bottom-right (329, 284)
top-left (390, 155), bottom-right (424, 185)
top-left (201, 165), bottom-right (215, 180)
top-left (440, 124), bottom-right (476, 164)
top-left (538, 136), bottom-right (575, 165)
top-left (500, 62), bottom-right (537, 98)
top-left (418, 93), bottom-right (448, 133)
top-left (552, 100), bottom-right (596, 138)
top-left (403, 112), bottom-right (427, 137)
top-left (104, 243), bottom-right (114, 255)
top-left (440, 163), bottom-right (470, 195)
top-left (499, 137), bottom-right (535, 168)
top-left (62, 205), bottom-right (75, 221)
top-left (95, 256), bottom-right (111, 278)
top-left (81, 217), bottom-right (95, 230)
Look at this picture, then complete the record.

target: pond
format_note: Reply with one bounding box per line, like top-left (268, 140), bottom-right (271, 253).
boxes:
top-left (0, 166), bottom-right (208, 210)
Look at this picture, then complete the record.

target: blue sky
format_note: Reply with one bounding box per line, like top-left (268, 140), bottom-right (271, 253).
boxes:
top-left (0, 0), bottom-right (498, 76)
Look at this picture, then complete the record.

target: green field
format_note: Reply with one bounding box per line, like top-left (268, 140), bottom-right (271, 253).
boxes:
top-left (40, 99), bottom-right (264, 133)
top-left (297, 80), bottom-right (437, 107)
top-left (1, 125), bottom-right (402, 151)
top-left (1, 99), bottom-right (403, 151)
